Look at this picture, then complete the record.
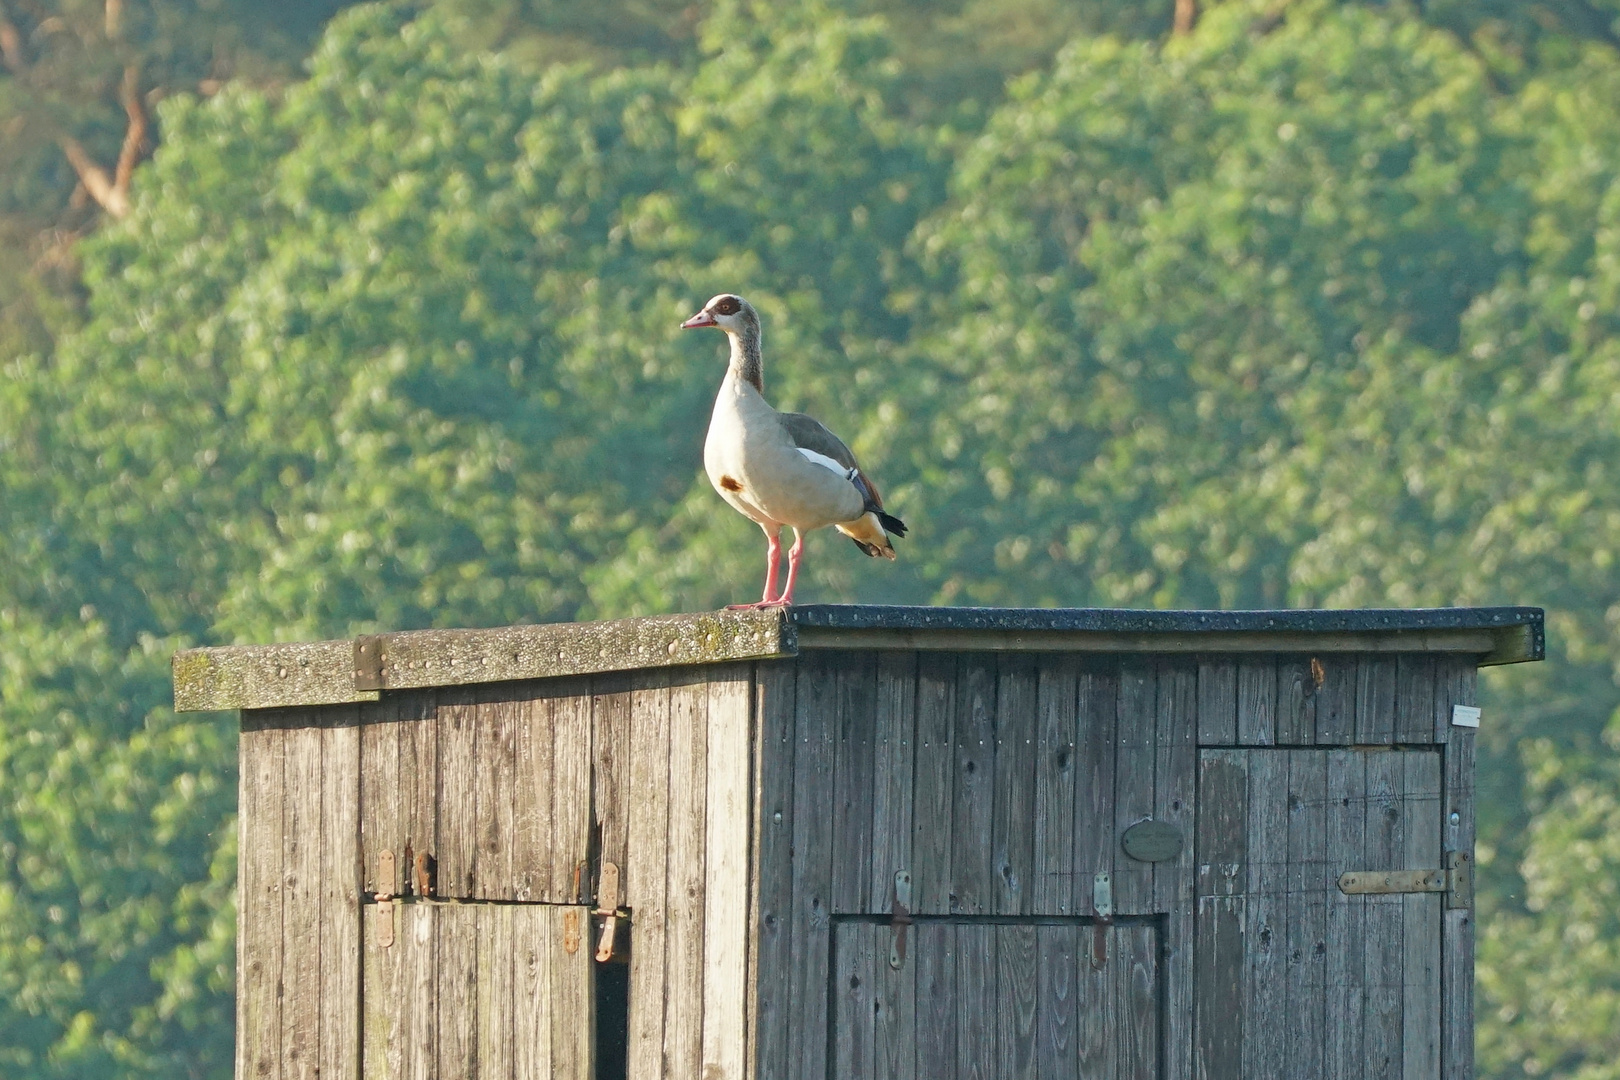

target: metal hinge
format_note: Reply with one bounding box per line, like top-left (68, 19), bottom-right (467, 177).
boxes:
top-left (1091, 871), bottom-right (1113, 970)
top-left (594, 862), bottom-right (630, 962)
top-left (375, 850), bottom-right (397, 948)
top-left (354, 635), bottom-right (385, 691)
top-left (889, 871), bottom-right (913, 970)
top-left (1337, 851), bottom-right (1473, 910)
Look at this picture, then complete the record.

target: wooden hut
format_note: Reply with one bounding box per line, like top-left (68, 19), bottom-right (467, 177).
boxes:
top-left (172, 604), bottom-right (1543, 1080)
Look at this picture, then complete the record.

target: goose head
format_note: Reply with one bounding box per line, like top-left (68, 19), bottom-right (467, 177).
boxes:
top-left (681, 293), bottom-right (757, 335)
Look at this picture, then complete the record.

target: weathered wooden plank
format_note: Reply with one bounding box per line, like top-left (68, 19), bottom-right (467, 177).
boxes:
top-left (1157, 660), bottom-right (1198, 1080)
top-left (704, 668), bottom-right (754, 1080)
top-left (593, 672), bottom-right (635, 882)
top-left (1033, 656), bottom-right (1079, 914)
top-left (282, 720), bottom-right (324, 1080)
top-left (875, 915), bottom-right (917, 1080)
top-left (752, 662), bottom-right (796, 1080)
top-left (952, 654), bottom-right (998, 915)
top-left (239, 717), bottom-right (284, 1080)
top-left (664, 671), bottom-right (709, 1080)
top-left (477, 903), bottom-right (516, 1080)
top-left (787, 653), bottom-right (837, 1080)
top-left (832, 653), bottom-right (878, 913)
top-left (626, 669), bottom-right (672, 1080)
top-left (1242, 750), bottom-right (1288, 1079)
top-left (1118, 923), bottom-right (1160, 1080)
top-left (474, 693), bottom-right (518, 900)
top-left (399, 693), bottom-right (438, 898)
top-left (1394, 655), bottom-right (1436, 745)
top-left (1276, 656), bottom-right (1318, 746)
top-left (1075, 916), bottom-right (1115, 1080)
top-left (552, 906), bottom-right (595, 1080)
top-left (1195, 895), bottom-right (1245, 1080)
top-left (514, 693), bottom-right (555, 903)
top-left (915, 922), bottom-right (957, 1080)
top-left (957, 924), bottom-right (997, 1080)
top-left (1196, 659), bottom-right (1239, 745)
top-left (1035, 924), bottom-right (1078, 1080)
top-left (1439, 661), bottom-right (1476, 1080)
top-left (1075, 663), bottom-right (1118, 915)
top-left (437, 690), bottom-right (480, 900)
top-left (1324, 751), bottom-right (1367, 1080)
top-left (1196, 750), bottom-right (1249, 899)
top-left (1355, 657), bottom-right (1399, 745)
top-left (992, 654), bottom-right (1038, 915)
top-left (359, 698), bottom-right (402, 897)
top-left (1114, 662), bottom-right (1156, 913)
top-left (870, 652), bottom-right (918, 913)
top-left (438, 901), bottom-right (477, 1078)
top-left (1237, 659), bottom-right (1278, 747)
top-left (319, 712), bottom-right (362, 1080)
top-left (1402, 752), bottom-right (1442, 1080)
top-left (514, 903), bottom-right (553, 1080)
top-left (1362, 751), bottom-right (1404, 1080)
top-left (400, 903), bottom-right (438, 1080)
top-left (912, 653), bottom-right (957, 915)
top-left (997, 922), bottom-right (1039, 1080)
top-left (1313, 657), bottom-right (1357, 746)
top-left (361, 899), bottom-right (403, 1080)
top-left (1286, 749), bottom-right (1328, 1080)
top-left (834, 924), bottom-right (877, 1080)
top-left (551, 679), bottom-right (595, 904)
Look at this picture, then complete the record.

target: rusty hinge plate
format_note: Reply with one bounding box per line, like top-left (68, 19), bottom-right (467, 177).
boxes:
top-left (563, 908), bottom-right (582, 954)
top-left (1446, 850), bottom-right (1473, 910)
top-left (889, 870), bottom-right (913, 971)
top-left (1091, 871), bottom-right (1113, 971)
top-left (1338, 869), bottom-right (1447, 895)
top-left (594, 862), bottom-right (623, 962)
top-left (375, 899), bottom-right (395, 948)
top-left (354, 635), bottom-right (385, 691)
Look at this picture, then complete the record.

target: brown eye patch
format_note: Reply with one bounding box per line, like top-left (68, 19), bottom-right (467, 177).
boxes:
top-left (713, 296), bottom-right (741, 316)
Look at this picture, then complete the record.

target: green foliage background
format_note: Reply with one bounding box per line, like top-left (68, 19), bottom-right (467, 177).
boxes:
top-left (5, 0), bottom-right (1620, 1076)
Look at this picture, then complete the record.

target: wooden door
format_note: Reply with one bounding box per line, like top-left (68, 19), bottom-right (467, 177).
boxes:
top-left (831, 918), bottom-right (1161, 1079)
top-left (1195, 748), bottom-right (1444, 1080)
top-left (363, 901), bottom-right (594, 1078)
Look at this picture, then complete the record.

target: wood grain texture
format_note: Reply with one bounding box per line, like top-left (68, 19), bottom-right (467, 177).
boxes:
top-left (952, 655), bottom-right (998, 915)
top-left (477, 903), bottom-right (515, 1080)
top-left (833, 923), bottom-right (877, 1080)
top-left (514, 903), bottom-right (553, 1080)
top-left (404, 901), bottom-right (437, 1080)
top-left (1439, 662), bottom-right (1477, 1080)
top-left (664, 672), bottom-right (709, 1080)
top-left (1324, 751), bottom-right (1367, 1080)
top-left (992, 655), bottom-right (1037, 915)
top-left (1196, 659), bottom-right (1239, 745)
top-left (1033, 657), bottom-right (1079, 914)
top-left (592, 673), bottom-right (634, 879)
top-left (1075, 664), bottom-right (1118, 915)
top-left (282, 721), bottom-right (323, 1080)
top-left (1036, 925), bottom-right (1078, 1080)
top-left (1314, 657), bottom-right (1357, 746)
top-left (912, 653), bottom-right (957, 915)
top-left (359, 699), bottom-right (402, 897)
top-left (550, 905), bottom-right (595, 1080)
top-left (1394, 656), bottom-right (1436, 745)
top-left (1158, 660), bottom-right (1198, 1080)
top-left (1114, 661), bottom-right (1157, 914)
top-left (1242, 750), bottom-right (1288, 1079)
top-left (625, 670), bottom-right (672, 1080)
top-left (438, 897), bottom-right (477, 1078)
top-left (437, 690), bottom-right (480, 900)
top-left (400, 693), bottom-right (439, 898)
top-left (1401, 752), bottom-right (1442, 1080)
top-left (703, 668), bottom-right (754, 1080)
top-left (1285, 750), bottom-right (1327, 1080)
top-left (956, 923), bottom-right (997, 1080)
top-left (874, 917), bottom-right (917, 1080)
top-left (1362, 751), bottom-right (1404, 1080)
top-left (238, 717), bottom-right (284, 1080)
top-left (361, 900), bottom-right (403, 1080)
top-left (914, 922), bottom-right (957, 1080)
top-left (319, 712), bottom-right (362, 1080)
top-left (1355, 658), bottom-right (1398, 745)
top-left (1237, 660), bottom-right (1278, 747)
top-left (832, 653), bottom-right (878, 914)
top-left (870, 652), bottom-right (918, 913)
top-left (1075, 917), bottom-right (1115, 1080)
top-left (787, 654), bottom-right (837, 1080)
top-left (752, 662), bottom-right (796, 1080)
top-left (996, 923), bottom-right (1039, 1080)
top-left (1118, 922), bottom-right (1160, 1080)
top-left (551, 680), bottom-right (594, 904)
top-left (514, 693), bottom-right (556, 902)
top-left (1194, 751), bottom-right (1248, 1080)
top-left (474, 693), bottom-right (517, 900)
top-left (1276, 656), bottom-right (1318, 746)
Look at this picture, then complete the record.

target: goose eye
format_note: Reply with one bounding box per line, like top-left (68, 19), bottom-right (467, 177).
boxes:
top-left (714, 297), bottom-right (741, 316)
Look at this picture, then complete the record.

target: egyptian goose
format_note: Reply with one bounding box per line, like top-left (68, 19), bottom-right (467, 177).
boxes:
top-left (682, 293), bottom-right (907, 608)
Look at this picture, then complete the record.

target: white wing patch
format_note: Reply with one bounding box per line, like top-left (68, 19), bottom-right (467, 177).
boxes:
top-left (797, 447), bottom-right (857, 481)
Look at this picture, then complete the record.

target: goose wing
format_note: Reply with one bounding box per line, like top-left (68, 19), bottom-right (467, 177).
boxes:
top-left (778, 411), bottom-right (887, 509)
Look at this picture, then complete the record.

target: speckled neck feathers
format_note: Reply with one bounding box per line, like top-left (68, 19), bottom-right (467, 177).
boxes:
top-left (728, 318), bottom-right (763, 393)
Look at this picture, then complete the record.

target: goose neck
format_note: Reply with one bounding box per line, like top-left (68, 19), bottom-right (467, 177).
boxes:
top-left (728, 325), bottom-right (764, 393)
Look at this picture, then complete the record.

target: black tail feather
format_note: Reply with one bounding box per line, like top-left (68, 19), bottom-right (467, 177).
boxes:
top-left (876, 510), bottom-right (907, 538)
top-left (850, 537), bottom-right (885, 557)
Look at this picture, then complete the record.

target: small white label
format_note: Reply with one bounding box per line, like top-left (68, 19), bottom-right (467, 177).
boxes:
top-left (1451, 705), bottom-right (1481, 728)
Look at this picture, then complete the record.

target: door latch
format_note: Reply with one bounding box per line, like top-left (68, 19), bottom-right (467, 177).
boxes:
top-left (1091, 871), bottom-right (1113, 970)
top-left (594, 861), bottom-right (629, 962)
top-left (889, 871), bottom-right (913, 970)
top-left (1338, 851), bottom-right (1473, 910)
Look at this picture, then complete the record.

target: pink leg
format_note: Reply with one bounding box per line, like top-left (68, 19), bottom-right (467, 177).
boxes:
top-left (727, 528), bottom-right (783, 609)
top-left (770, 529), bottom-right (806, 607)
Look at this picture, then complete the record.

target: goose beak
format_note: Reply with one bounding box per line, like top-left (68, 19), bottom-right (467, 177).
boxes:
top-left (681, 309), bottom-right (717, 329)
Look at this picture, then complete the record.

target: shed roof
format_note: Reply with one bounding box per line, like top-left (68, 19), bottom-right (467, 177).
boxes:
top-left (171, 605), bottom-right (1542, 713)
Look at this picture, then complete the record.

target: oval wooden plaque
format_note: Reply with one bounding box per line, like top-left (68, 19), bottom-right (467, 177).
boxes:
top-left (1121, 819), bottom-right (1183, 863)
